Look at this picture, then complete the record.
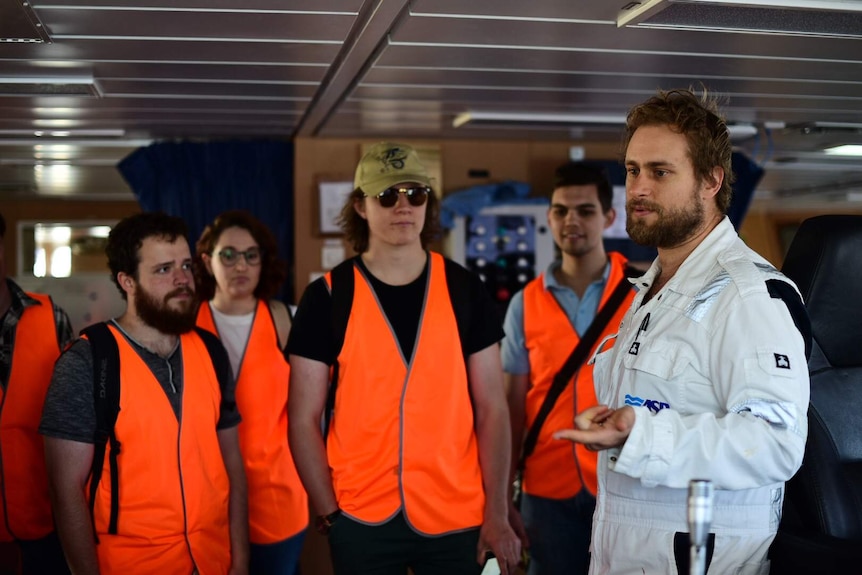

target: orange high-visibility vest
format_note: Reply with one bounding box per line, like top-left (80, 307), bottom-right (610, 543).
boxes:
top-left (197, 300), bottom-right (308, 543)
top-left (522, 252), bottom-right (634, 498)
top-left (0, 293), bottom-right (59, 541)
top-left (326, 252), bottom-right (485, 535)
top-left (89, 325), bottom-right (231, 575)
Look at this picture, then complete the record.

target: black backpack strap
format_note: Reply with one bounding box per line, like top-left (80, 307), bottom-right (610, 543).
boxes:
top-left (192, 326), bottom-right (236, 411)
top-left (193, 326), bottom-right (227, 364)
top-left (325, 259), bottom-right (356, 440)
top-left (518, 264), bottom-right (639, 472)
top-left (82, 322), bottom-right (122, 540)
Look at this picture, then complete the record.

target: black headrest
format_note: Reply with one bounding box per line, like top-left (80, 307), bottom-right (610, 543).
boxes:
top-left (782, 215), bottom-right (862, 368)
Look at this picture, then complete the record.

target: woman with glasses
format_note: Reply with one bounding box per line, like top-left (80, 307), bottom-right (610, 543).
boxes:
top-left (287, 143), bottom-right (521, 575)
top-left (194, 210), bottom-right (308, 575)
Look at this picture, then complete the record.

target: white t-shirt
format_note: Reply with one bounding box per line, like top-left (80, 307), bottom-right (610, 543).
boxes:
top-left (209, 304), bottom-right (254, 378)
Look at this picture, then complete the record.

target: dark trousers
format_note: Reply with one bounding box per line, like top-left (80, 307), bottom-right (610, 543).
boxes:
top-left (17, 531), bottom-right (70, 575)
top-left (249, 530), bottom-right (307, 575)
top-left (521, 490), bottom-right (596, 575)
top-left (328, 511), bottom-right (482, 575)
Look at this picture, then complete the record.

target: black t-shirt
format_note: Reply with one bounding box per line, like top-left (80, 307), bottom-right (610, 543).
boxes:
top-left (287, 254), bottom-right (504, 365)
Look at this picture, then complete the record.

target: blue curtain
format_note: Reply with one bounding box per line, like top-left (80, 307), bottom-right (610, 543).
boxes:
top-left (728, 151), bottom-right (764, 231)
top-left (117, 139), bottom-right (295, 301)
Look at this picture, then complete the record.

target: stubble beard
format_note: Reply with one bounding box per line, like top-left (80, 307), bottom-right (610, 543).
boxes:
top-left (626, 193), bottom-right (705, 249)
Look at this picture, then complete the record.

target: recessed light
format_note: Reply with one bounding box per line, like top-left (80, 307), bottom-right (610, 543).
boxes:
top-left (823, 145), bottom-right (862, 156)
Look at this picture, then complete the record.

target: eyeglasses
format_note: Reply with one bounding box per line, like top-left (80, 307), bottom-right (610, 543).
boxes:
top-left (217, 247), bottom-right (262, 267)
top-left (368, 186), bottom-right (431, 208)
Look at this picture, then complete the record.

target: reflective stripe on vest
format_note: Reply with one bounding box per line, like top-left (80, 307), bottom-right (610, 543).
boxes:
top-left (327, 252), bottom-right (484, 535)
top-left (522, 252), bottom-right (634, 498)
top-left (0, 293), bottom-right (58, 541)
top-left (197, 300), bottom-right (308, 543)
top-left (90, 325), bottom-right (231, 575)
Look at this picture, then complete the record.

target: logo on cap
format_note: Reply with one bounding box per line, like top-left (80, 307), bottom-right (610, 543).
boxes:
top-left (380, 147), bottom-right (407, 171)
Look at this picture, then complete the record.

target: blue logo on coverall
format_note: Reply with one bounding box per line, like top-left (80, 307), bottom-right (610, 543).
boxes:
top-left (625, 394), bottom-right (670, 414)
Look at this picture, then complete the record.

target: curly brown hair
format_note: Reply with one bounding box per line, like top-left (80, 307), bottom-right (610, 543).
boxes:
top-left (194, 210), bottom-right (286, 301)
top-left (623, 88), bottom-right (735, 214)
top-left (107, 212), bottom-right (188, 300)
top-left (338, 188), bottom-right (442, 254)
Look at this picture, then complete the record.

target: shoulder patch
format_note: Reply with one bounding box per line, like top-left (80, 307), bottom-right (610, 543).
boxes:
top-left (766, 278), bottom-right (812, 360)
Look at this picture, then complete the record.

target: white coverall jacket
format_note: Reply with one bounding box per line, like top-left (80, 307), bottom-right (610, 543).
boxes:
top-left (590, 217), bottom-right (810, 575)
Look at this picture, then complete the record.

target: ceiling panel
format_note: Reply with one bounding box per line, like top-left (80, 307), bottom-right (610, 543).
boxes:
top-left (40, 9), bottom-right (355, 41)
top-left (0, 0), bottom-right (860, 209)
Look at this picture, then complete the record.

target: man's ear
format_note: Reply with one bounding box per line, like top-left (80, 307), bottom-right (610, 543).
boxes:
top-left (701, 166), bottom-right (723, 201)
top-left (603, 207), bottom-right (617, 231)
top-left (117, 271), bottom-right (136, 297)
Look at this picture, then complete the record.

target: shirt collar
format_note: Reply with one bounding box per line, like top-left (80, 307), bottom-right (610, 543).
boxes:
top-left (542, 258), bottom-right (611, 292)
top-left (5, 278), bottom-right (40, 312)
top-left (636, 216), bottom-right (736, 296)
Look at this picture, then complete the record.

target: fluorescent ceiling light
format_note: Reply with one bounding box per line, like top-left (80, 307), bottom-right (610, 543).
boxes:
top-left (618, 0), bottom-right (667, 28)
top-left (453, 110), bottom-right (758, 140)
top-left (0, 129), bottom-right (125, 138)
top-left (0, 139), bottom-right (153, 148)
top-left (453, 111), bottom-right (626, 128)
top-left (824, 145), bottom-right (862, 156)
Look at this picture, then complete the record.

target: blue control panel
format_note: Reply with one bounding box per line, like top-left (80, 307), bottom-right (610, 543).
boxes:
top-left (465, 213), bottom-right (542, 306)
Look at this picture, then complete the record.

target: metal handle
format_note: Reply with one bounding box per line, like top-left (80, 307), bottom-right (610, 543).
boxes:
top-left (687, 479), bottom-right (714, 575)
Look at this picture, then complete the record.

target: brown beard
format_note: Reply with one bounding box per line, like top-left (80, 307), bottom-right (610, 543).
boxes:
top-left (135, 284), bottom-right (198, 335)
top-left (626, 193), bottom-right (704, 248)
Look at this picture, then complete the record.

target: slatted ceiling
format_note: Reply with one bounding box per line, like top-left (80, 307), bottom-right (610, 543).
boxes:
top-left (91, 63), bottom-right (328, 84)
top-left (0, 1), bottom-right (859, 203)
top-left (0, 40), bottom-right (342, 65)
top-left (96, 79), bottom-right (317, 100)
top-left (362, 68), bottom-right (862, 104)
top-left (392, 6), bottom-right (857, 79)
top-left (410, 0), bottom-right (613, 20)
top-left (376, 42), bottom-right (862, 83)
top-left (41, 10), bottom-right (355, 42)
top-left (35, 0), bottom-right (364, 11)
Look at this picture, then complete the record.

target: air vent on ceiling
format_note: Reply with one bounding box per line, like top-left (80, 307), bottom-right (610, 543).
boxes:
top-left (0, 0), bottom-right (51, 43)
top-left (0, 76), bottom-right (102, 98)
top-left (617, 0), bottom-right (862, 39)
top-left (0, 181), bottom-right (36, 194)
top-left (790, 122), bottom-right (862, 134)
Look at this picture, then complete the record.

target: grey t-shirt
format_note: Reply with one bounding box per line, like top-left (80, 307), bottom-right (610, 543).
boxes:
top-left (39, 324), bottom-right (241, 444)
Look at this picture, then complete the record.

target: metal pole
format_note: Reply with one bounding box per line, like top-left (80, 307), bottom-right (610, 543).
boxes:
top-left (687, 479), bottom-right (714, 575)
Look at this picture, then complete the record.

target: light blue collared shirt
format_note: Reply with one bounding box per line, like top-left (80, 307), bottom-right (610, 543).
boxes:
top-left (501, 260), bottom-right (611, 375)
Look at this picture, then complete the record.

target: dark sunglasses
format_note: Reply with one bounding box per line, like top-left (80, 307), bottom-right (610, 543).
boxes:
top-left (368, 186), bottom-right (430, 208)
top-left (217, 247), bottom-right (262, 267)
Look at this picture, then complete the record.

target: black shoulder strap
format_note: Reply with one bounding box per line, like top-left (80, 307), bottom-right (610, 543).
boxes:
top-left (325, 259), bottom-right (356, 439)
top-left (193, 326), bottom-right (226, 364)
top-left (518, 265), bottom-right (638, 471)
top-left (82, 322), bottom-right (121, 540)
